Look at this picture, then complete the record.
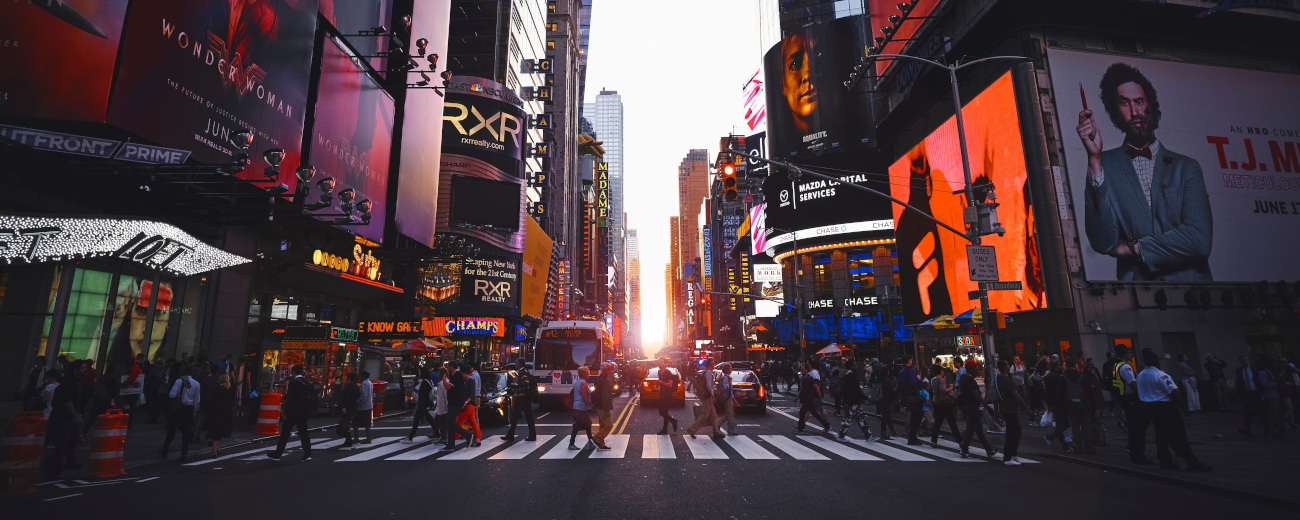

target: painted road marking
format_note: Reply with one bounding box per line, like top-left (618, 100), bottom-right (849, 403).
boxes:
top-left (721, 435), bottom-right (779, 459)
top-left (760, 435), bottom-right (829, 460)
top-left (489, 435), bottom-right (557, 459)
top-left (641, 434), bottom-right (676, 459)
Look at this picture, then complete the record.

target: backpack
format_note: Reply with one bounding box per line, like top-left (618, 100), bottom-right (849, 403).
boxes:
top-left (1065, 373), bottom-right (1085, 403)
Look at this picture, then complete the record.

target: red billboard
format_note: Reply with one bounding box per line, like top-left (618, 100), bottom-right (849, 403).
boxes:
top-left (868, 0), bottom-right (939, 75)
top-left (394, 0), bottom-right (452, 247)
top-left (305, 36), bottom-right (394, 244)
top-left (887, 72), bottom-right (1047, 322)
top-left (0, 0), bottom-right (129, 122)
top-left (106, 0), bottom-right (318, 192)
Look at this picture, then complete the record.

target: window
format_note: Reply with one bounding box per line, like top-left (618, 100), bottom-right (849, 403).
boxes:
top-left (546, 22), bottom-right (559, 32)
top-left (547, 1), bottom-right (557, 14)
top-left (546, 40), bottom-right (556, 51)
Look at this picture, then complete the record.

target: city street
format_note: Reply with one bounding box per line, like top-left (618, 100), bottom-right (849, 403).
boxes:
top-left (5, 390), bottom-right (1291, 518)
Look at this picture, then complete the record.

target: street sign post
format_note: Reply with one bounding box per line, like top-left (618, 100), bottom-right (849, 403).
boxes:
top-left (986, 281), bottom-right (1022, 291)
top-left (966, 245), bottom-right (999, 281)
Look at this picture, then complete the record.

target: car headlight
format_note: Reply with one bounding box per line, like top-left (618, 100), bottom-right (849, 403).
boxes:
top-left (493, 397), bottom-right (505, 405)
top-left (536, 385), bottom-right (547, 393)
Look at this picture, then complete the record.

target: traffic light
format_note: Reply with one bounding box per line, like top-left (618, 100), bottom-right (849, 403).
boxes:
top-left (964, 179), bottom-right (1005, 237)
top-left (721, 161), bottom-right (738, 201)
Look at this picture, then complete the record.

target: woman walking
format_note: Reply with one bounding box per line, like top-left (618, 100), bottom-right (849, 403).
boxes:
top-left (568, 366), bottom-right (596, 449)
top-left (655, 358), bottom-right (679, 434)
top-left (205, 373), bottom-right (236, 457)
top-left (1178, 354), bottom-right (1201, 412)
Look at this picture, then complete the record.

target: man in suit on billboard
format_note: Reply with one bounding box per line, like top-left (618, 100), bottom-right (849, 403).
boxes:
top-left (1077, 63), bottom-right (1213, 281)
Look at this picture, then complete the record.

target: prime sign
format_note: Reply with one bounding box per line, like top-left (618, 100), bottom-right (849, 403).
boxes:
top-left (0, 215), bottom-right (249, 276)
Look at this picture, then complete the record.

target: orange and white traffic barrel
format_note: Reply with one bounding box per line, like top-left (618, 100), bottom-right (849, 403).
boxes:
top-left (1, 412), bottom-right (47, 495)
top-left (256, 393), bottom-right (282, 435)
top-left (87, 409), bottom-right (127, 478)
top-left (371, 380), bottom-right (387, 418)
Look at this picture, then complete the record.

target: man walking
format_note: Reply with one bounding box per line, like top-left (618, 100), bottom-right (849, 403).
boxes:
top-left (929, 365), bottom-right (961, 445)
top-left (687, 359), bottom-right (723, 439)
top-left (957, 367), bottom-right (995, 459)
top-left (502, 359), bottom-right (538, 442)
top-left (994, 359), bottom-right (1030, 465)
top-left (1138, 349), bottom-right (1212, 471)
top-left (402, 369), bottom-right (437, 444)
top-left (441, 363), bottom-right (474, 451)
top-left (354, 371), bottom-right (374, 444)
top-left (1115, 346), bottom-right (1153, 464)
top-left (898, 357), bottom-right (924, 445)
top-left (1062, 360), bottom-right (1096, 454)
top-left (456, 362), bottom-right (483, 446)
top-left (1237, 356), bottom-right (1264, 435)
top-left (837, 360), bottom-right (873, 441)
top-left (1204, 353), bottom-right (1229, 412)
top-left (43, 362), bottom-right (86, 477)
top-left (1043, 361), bottom-right (1072, 451)
top-left (794, 364), bottom-right (831, 436)
top-left (338, 373), bottom-right (360, 448)
top-left (159, 365), bottom-right (200, 460)
top-left (591, 362), bottom-right (615, 449)
top-left (264, 365), bottom-right (312, 462)
top-left (655, 358), bottom-right (679, 434)
top-left (716, 363), bottom-right (738, 435)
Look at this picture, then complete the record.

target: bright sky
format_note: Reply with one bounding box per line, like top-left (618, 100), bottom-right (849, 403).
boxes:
top-left (583, 1), bottom-right (766, 357)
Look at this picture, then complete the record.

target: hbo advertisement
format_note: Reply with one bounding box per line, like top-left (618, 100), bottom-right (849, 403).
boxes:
top-left (1050, 49), bottom-right (1300, 282)
top-left (763, 15), bottom-right (875, 160)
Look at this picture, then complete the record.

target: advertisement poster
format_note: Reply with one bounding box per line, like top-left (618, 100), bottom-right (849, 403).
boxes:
top-left (1050, 49), bottom-right (1300, 282)
top-left (319, 0), bottom-right (392, 74)
top-left (867, 0), bottom-right (939, 75)
top-left (107, 0), bottom-right (317, 191)
top-left (307, 36), bottom-right (394, 243)
top-left (763, 15), bottom-right (875, 159)
top-left (0, 0), bottom-right (129, 122)
top-left (520, 216), bottom-right (554, 319)
top-left (459, 255), bottom-right (520, 310)
top-left (436, 76), bottom-right (528, 254)
top-left (417, 260), bottom-right (463, 304)
top-left (394, 0), bottom-right (452, 247)
top-left (887, 72), bottom-right (1046, 322)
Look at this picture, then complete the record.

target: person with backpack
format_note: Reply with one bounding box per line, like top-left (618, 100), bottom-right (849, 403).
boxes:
top-left (794, 363), bottom-right (832, 435)
top-left (895, 357), bottom-right (924, 445)
top-left (928, 365), bottom-right (961, 445)
top-left (686, 359), bottom-right (722, 440)
top-left (1042, 361), bottom-right (1072, 451)
top-left (502, 358), bottom-right (538, 442)
top-left (158, 365), bottom-right (200, 461)
top-left (957, 367), bottom-right (995, 459)
top-left (1062, 360), bottom-right (1096, 454)
top-left (837, 360), bottom-right (873, 441)
top-left (590, 362), bottom-right (615, 450)
top-left (263, 365), bottom-right (313, 462)
top-left (402, 369), bottom-right (438, 444)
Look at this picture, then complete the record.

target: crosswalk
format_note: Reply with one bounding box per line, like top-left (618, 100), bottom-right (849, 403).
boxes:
top-left (183, 433), bottom-right (1039, 464)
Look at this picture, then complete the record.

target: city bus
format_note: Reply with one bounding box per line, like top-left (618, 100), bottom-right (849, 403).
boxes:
top-left (531, 320), bottom-right (615, 408)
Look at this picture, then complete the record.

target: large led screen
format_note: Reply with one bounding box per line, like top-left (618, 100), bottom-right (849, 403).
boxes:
top-left (450, 176), bottom-right (521, 230)
top-left (763, 15), bottom-right (875, 160)
top-left (306, 36), bottom-right (394, 244)
top-left (394, 0), bottom-right (452, 247)
top-left (107, 0), bottom-right (317, 191)
top-left (1050, 49), bottom-right (1300, 282)
top-left (0, 0), bottom-right (129, 122)
top-left (887, 72), bottom-right (1047, 322)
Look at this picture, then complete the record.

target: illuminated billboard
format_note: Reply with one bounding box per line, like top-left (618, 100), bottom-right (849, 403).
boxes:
top-left (1050, 49), bottom-right (1300, 282)
top-left (306, 36), bottom-right (394, 243)
top-left (763, 15), bottom-right (875, 159)
top-left (106, 0), bottom-right (317, 192)
top-left (0, 0), bottom-right (129, 122)
top-left (394, 0), bottom-right (452, 247)
top-left (887, 72), bottom-right (1047, 322)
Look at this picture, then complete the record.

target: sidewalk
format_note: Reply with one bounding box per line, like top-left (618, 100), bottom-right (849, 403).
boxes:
top-left (790, 389), bottom-right (1300, 508)
top-left (48, 406), bottom-right (412, 476)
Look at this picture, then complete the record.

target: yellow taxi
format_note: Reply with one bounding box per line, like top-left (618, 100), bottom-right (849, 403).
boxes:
top-left (639, 366), bottom-right (686, 404)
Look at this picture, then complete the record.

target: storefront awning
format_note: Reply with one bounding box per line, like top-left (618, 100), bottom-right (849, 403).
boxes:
top-left (275, 263), bottom-right (404, 302)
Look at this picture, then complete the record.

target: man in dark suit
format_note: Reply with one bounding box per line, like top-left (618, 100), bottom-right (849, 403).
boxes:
top-left (1077, 63), bottom-right (1213, 281)
top-left (265, 365), bottom-right (313, 461)
top-left (1236, 355), bottom-right (1265, 435)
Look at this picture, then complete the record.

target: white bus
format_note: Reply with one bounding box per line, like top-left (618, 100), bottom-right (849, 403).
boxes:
top-left (531, 320), bottom-right (614, 407)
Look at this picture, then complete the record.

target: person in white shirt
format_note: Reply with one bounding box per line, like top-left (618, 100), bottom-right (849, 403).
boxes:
top-left (353, 371), bottom-right (374, 444)
top-left (158, 365), bottom-right (201, 460)
top-left (1137, 349), bottom-right (1211, 472)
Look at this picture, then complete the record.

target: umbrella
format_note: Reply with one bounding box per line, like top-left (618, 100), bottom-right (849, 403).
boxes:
top-left (403, 338), bottom-right (437, 353)
top-left (816, 344), bottom-right (850, 356)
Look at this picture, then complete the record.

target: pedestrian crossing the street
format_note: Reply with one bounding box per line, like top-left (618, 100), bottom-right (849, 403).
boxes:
top-left (184, 432), bottom-right (1040, 465)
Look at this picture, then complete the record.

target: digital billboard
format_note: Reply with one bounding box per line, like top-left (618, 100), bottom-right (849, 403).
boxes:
top-left (760, 157), bottom-right (894, 251)
top-left (887, 72), bottom-right (1047, 322)
top-left (0, 0), bottom-right (129, 122)
top-left (1050, 49), bottom-right (1300, 282)
top-left (394, 0), bottom-right (452, 247)
top-left (307, 36), bottom-right (394, 243)
top-left (459, 254), bottom-right (520, 310)
top-left (763, 15), bottom-right (875, 159)
top-left (107, 0), bottom-right (317, 191)
top-left (436, 76), bottom-right (527, 254)
top-left (450, 176), bottom-right (521, 231)
top-left (867, 0), bottom-right (939, 75)
top-left (520, 216), bottom-right (554, 319)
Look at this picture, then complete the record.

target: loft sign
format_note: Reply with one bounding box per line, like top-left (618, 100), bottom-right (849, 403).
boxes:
top-left (0, 215), bottom-right (249, 276)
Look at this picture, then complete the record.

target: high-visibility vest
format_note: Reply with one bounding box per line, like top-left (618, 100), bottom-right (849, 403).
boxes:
top-left (1113, 361), bottom-right (1135, 396)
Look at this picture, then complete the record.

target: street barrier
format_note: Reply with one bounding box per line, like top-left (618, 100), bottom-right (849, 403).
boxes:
top-left (87, 409), bottom-right (127, 478)
top-left (371, 380), bottom-right (387, 418)
top-left (1, 412), bottom-right (46, 495)
top-left (256, 393), bottom-right (282, 435)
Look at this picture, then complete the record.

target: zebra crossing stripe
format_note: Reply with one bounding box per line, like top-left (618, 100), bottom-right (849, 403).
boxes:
top-left (721, 435), bottom-right (779, 459)
top-left (881, 439), bottom-right (978, 462)
top-left (759, 435), bottom-right (829, 460)
top-left (385, 441), bottom-right (448, 461)
top-left (439, 436), bottom-right (508, 460)
top-left (799, 436), bottom-right (883, 461)
top-left (489, 435), bottom-right (556, 460)
top-left (641, 434), bottom-right (675, 459)
top-left (589, 435), bottom-right (630, 459)
top-left (842, 438), bottom-right (934, 462)
top-left (336, 437), bottom-right (419, 462)
top-left (541, 437), bottom-right (586, 459)
top-left (214, 438), bottom-right (349, 464)
top-left (682, 436), bottom-right (728, 459)
top-left (930, 438), bottom-right (1040, 463)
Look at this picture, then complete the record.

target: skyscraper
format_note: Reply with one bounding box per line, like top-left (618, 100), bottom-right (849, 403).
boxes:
top-left (678, 148), bottom-right (710, 282)
top-left (627, 228), bottom-right (641, 355)
top-left (586, 89), bottom-right (626, 321)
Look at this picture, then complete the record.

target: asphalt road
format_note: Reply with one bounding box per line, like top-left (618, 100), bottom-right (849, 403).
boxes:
top-left (5, 390), bottom-right (1287, 519)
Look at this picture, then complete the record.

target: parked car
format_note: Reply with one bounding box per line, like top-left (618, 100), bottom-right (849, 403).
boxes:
top-left (728, 369), bottom-right (768, 413)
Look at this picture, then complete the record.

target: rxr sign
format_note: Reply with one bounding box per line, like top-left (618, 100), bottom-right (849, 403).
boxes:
top-left (474, 280), bottom-right (512, 303)
top-left (444, 102), bottom-right (522, 145)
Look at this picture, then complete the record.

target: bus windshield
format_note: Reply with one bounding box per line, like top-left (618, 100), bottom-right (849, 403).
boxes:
top-left (535, 329), bottom-right (601, 370)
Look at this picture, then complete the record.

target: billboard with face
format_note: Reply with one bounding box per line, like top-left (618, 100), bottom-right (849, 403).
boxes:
top-left (306, 36), bottom-right (394, 243)
top-left (1050, 49), bottom-right (1300, 282)
top-left (763, 15), bottom-right (874, 160)
top-left (394, 0), bottom-right (452, 247)
top-left (0, 0), bottom-right (129, 122)
top-left (887, 72), bottom-right (1047, 322)
top-left (107, 0), bottom-right (317, 191)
